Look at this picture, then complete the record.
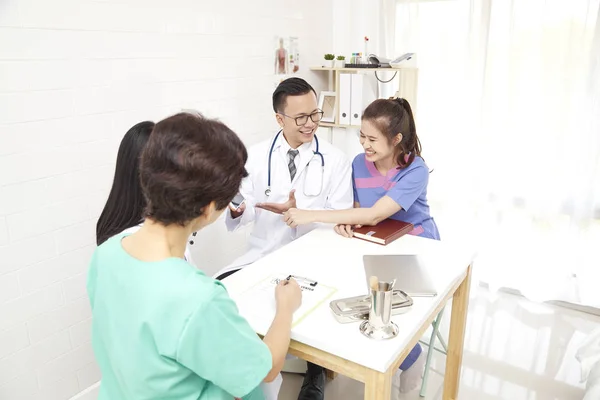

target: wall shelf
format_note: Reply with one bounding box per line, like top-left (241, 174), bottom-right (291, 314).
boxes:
top-left (311, 66), bottom-right (418, 72)
top-left (319, 122), bottom-right (360, 129)
top-left (311, 66), bottom-right (419, 128)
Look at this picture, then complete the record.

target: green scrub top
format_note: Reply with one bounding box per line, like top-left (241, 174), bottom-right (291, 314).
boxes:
top-left (87, 234), bottom-right (271, 400)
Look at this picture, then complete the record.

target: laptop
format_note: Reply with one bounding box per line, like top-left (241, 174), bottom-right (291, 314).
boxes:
top-left (363, 255), bottom-right (438, 297)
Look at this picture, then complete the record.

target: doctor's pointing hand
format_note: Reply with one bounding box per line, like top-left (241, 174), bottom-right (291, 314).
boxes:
top-left (256, 190), bottom-right (296, 215)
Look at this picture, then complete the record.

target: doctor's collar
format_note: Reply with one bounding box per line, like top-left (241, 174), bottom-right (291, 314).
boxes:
top-left (275, 132), bottom-right (314, 153)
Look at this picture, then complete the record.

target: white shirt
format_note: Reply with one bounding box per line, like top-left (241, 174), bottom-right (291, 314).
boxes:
top-left (120, 224), bottom-right (195, 268)
top-left (217, 132), bottom-right (353, 276)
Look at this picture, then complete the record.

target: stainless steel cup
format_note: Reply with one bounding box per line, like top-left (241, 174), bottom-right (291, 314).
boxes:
top-left (368, 281), bottom-right (394, 329)
top-left (359, 279), bottom-right (400, 340)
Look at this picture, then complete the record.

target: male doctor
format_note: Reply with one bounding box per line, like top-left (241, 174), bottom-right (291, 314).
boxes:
top-left (216, 77), bottom-right (353, 400)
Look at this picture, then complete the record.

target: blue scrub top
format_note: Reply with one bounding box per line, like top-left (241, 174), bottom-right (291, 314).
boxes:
top-left (352, 153), bottom-right (440, 240)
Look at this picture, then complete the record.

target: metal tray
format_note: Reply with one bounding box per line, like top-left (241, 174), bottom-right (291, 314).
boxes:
top-left (329, 290), bottom-right (413, 324)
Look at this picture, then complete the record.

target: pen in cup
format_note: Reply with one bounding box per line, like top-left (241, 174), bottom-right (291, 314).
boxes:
top-left (369, 276), bottom-right (379, 291)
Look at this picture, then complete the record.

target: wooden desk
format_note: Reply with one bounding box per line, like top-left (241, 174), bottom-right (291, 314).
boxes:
top-left (224, 227), bottom-right (473, 400)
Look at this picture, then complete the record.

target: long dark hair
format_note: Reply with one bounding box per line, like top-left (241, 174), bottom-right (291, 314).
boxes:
top-left (362, 98), bottom-right (422, 169)
top-left (96, 121), bottom-right (155, 245)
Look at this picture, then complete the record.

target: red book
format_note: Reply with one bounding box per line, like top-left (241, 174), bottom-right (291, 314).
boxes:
top-left (353, 219), bottom-right (414, 245)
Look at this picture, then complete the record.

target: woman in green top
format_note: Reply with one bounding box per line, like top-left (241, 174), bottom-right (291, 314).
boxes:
top-left (87, 112), bottom-right (302, 400)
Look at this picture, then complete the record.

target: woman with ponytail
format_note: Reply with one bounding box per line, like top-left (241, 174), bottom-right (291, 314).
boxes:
top-left (283, 97), bottom-right (439, 240)
top-left (281, 97), bottom-right (439, 392)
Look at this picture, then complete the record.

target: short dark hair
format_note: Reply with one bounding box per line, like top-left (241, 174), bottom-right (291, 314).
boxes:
top-left (362, 98), bottom-right (422, 169)
top-left (139, 112), bottom-right (248, 225)
top-left (96, 121), bottom-right (154, 245)
top-left (272, 77), bottom-right (317, 113)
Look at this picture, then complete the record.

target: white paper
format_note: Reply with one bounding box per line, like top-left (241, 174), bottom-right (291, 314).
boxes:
top-left (234, 273), bottom-right (337, 327)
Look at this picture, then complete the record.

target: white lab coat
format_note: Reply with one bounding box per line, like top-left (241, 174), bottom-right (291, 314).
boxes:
top-left (216, 132), bottom-right (353, 276)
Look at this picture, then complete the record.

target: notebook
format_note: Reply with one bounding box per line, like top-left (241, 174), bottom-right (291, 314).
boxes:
top-left (353, 219), bottom-right (414, 245)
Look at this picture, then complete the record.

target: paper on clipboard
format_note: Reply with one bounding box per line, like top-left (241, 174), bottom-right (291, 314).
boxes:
top-left (233, 273), bottom-right (337, 328)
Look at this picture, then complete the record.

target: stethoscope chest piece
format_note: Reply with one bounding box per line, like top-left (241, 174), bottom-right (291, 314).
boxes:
top-left (265, 187), bottom-right (272, 196)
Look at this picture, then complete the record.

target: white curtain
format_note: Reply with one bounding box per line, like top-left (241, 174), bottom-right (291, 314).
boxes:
top-left (392, 0), bottom-right (600, 307)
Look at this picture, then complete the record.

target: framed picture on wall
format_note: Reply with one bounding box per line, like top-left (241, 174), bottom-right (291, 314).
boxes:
top-left (318, 91), bottom-right (336, 123)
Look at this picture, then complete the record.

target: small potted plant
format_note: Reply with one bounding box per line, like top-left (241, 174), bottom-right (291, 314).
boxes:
top-left (335, 55), bottom-right (346, 68)
top-left (324, 53), bottom-right (335, 68)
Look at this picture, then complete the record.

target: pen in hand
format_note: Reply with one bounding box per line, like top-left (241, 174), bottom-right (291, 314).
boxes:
top-left (275, 277), bottom-right (302, 313)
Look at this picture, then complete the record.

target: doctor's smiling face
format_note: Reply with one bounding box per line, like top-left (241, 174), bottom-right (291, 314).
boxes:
top-left (273, 78), bottom-right (321, 149)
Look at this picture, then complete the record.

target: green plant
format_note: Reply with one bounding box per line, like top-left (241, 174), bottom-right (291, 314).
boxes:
top-left (324, 54), bottom-right (335, 61)
top-left (336, 55), bottom-right (345, 61)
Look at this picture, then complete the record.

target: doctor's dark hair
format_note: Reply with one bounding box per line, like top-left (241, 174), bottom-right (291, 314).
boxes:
top-left (362, 98), bottom-right (422, 169)
top-left (272, 77), bottom-right (317, 113)
top-left (139, 112), bottom-right (248, 226)
top-left (96, 121), bottom-right (154, 246)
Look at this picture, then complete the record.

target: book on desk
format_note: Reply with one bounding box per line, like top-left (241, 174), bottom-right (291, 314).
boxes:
top-left (353, 219), bottom-right (414, 246)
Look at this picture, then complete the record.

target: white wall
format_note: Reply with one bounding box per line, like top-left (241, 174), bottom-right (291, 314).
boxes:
top-left (0, 0), bottom-right (332, 399)
top-left (332, 0), bottom-right (381, 59)
top-left (329, 0), bottom-right (393, 159)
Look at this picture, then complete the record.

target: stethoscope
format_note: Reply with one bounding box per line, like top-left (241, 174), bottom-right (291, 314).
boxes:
top-left (265, 130), bottom-right (325, 197)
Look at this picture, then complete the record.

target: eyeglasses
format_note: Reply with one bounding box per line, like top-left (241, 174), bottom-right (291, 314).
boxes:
top-left (279, 110), bottom-right (324, 126)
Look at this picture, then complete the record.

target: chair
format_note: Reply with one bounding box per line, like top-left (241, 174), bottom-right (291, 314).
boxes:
top-left (418, 307), bottom-right (448, 397)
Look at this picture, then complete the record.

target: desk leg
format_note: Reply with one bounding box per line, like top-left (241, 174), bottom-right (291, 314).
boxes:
top-left (442, 265), bottom-right (472, 400)
top-left (325, 369), bottom-right (338, 381)
top-left (364, 369), bottom-right (392, 400)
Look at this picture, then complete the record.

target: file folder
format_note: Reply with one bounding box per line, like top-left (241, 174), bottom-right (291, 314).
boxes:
top-left (339, 73), bottom-right (351, 125)
top-left (350, 73), bottom-right (364, 126)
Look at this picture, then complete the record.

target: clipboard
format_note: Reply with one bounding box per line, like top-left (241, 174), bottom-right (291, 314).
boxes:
top-left (233, 273), bottom-right (337, 328)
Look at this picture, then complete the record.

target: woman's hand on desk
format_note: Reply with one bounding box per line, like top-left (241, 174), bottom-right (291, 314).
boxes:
top-left (275, 278), bottom-right (302, 314)
top-left (334, 224), bottom-right (362, 238)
